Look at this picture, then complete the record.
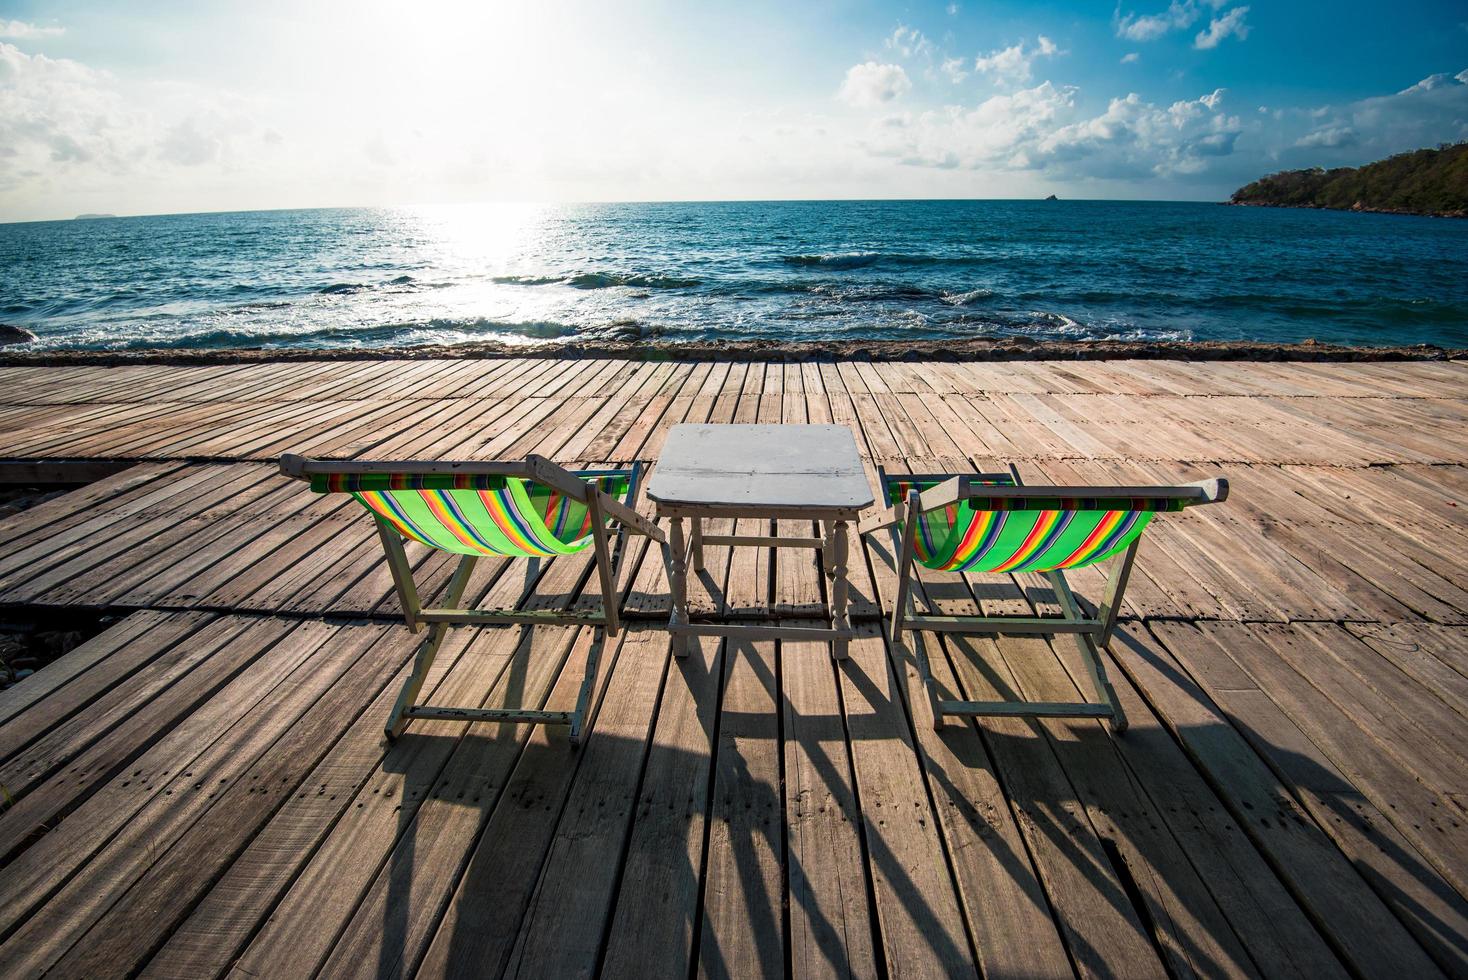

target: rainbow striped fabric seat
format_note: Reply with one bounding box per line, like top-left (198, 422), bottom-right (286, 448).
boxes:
top-left (311, 470), bottom-right (632, 558)
top-left (882, 475), bottom-right (1186, 574)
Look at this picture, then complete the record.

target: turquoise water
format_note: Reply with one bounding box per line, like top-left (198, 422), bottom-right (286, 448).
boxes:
top-left (2, 200), bottom-right (1465, 351)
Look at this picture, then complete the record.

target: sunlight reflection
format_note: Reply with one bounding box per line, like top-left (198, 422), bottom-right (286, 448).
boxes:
top-left (400, 202), bottom-right (556, 270)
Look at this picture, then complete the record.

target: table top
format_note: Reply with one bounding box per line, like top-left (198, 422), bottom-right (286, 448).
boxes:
top-left (646, 424), bottom-right (874, 513)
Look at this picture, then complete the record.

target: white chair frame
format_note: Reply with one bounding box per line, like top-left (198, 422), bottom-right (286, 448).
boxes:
top-left (279, 454), bottom-right (665, 743)
top-left (861, 465), bottom-right (1226, 733)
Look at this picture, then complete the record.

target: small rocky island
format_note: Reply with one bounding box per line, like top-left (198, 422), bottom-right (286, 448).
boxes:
top-left (1230, 142), bottom-right (1467, 218)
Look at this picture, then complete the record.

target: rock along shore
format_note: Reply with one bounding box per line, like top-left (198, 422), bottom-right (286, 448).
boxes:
top-left (0, 337), bottom-right (1463, 368)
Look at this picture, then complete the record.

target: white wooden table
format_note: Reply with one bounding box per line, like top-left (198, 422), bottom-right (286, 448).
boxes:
top-left (646, 424), bottom-right (874, 658)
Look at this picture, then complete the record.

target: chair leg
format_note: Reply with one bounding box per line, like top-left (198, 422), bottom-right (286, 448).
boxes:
top-left (386, 624), bottom-right (447, 740)
top-left (588, 493), bottom-right (619, 637)
top-left (375, 518), bottom-right (423, 633)
top-left (568, 626), bottom-right (605, 746)
top-left (1048, 568), bottom-right (1127, 733)
top-left (889, 492), bottom-right (920, 645)
top-left (384, 554), bottom-right (477, 740)
top-left (911, 631), bottom-right (946, 731)
top-left (1074, 631), bottom-right (1128, 733)
top-left (1097, 539), bottom-right (1139, 650)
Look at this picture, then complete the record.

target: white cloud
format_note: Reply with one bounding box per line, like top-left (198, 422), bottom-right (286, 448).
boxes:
top-left (941, 56), bottom-right (969, 83)
top-left (1116, 1), bottom-right (1196, 41)
top-left (0, 40), bottom-right (266, 206)
top-left (838, 62), bottom-right (911, 108)
top-left (1121, 52), bottom-right (1140, 63)
top-left (947, 3), bottom-right (959, 14)
top-left (886, 25), bottom-right (934, 59)
top-left (1194, 7), bottom-right (1249, 49)
top-left (974, 35), bottom-right (1062, 86)
top-left (1295, 125), bottom-right (1357, 148)
top-left (1115, 0), bottom-right (1233, 43)
top-left (0, 42), bottom-right (137, 182)
top-left (0, 19), bottom-right (64, 39)
top-left (861, 81), bottom-right (1243, 180)
top-left (1400, 72), bottom-right (1460, 94)
top-left (851, 69), bottom-right (1458, 187)
top-left (160, 117), bottom-right (224, 166)
top-left (1286, 70), bottom-right (1468, 160)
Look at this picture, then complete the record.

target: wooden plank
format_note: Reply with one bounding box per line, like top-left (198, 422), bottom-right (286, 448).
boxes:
top-left (1050, 628), bottom-right (1349, 979)
top-left (1139, 620), bottom-right (1467, 976)
top-left (19, 623), bottom-right (414, 978)
top-left (0, 613), bottom-right (244, 797)
top-left (291, 625), bottom-right (588, 980)
top-left (838, 626), bottom-right (980, 978)
top-left (694, 634), bottom-right (786, 979)
top-left (0, 617), bottom-right (365, 945)
top-left (138, 623), bottom-right (478, 979)
top-left (891, 628), bottom-right (1088, 979)
top-left (599, 634), bottom-right (724, 980)
top-left (936, 631), bottom-right (1169, 979)
top-left (781, 628), bottom-right (880, 980)
top-left (1197, 621), bottom-right (1468, 902)
top-left (1345, 623), bottom-right (1468, 715)
top-left (410, 628), bottom-right (663, 980)
top-left (0, 609), bottom-right (184, 728)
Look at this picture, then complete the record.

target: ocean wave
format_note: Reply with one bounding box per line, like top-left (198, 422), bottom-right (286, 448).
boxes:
top-left (223, 300), bottom-right (294, 313)
top-left (778, 252), bottom-right (993, 269)
top-left (939, 288), bottom-right (995, 306)
top-left (317, 274), bottom-right (424, 296)
top-left (491, 272), bottom-right (702, 290)
top-left (492, 275), bottom-right (565, 286)
top-left (41, 316), bottom-right (582, 352)
top-left (805, 282), bottom-right (944, 302)
top-left (7, 203), bottom-right (1464, 352)
top-left (566, 272), bottom-right (702, 290)
top-left (703, 278), bottom-right (954, 302)
top-left (780, 252), bottom-right (883, 269)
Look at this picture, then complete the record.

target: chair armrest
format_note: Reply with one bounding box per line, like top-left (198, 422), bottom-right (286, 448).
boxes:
top-left (858, 508), bottom-right (898, 537)
top-left (1190, 477), bottom-right (1229, 504)
top-left (914, 476), bottom-right (965, 515)
top-left (599, 493), bottom-right (666, 543)
top-left (279, 453), bottom-right (308, 480)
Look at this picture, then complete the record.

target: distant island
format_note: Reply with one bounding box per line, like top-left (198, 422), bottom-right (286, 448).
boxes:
top-left (73, 213), bottom-right (117, 220)
top-left (1230, 142), bottom-right (1467, 218)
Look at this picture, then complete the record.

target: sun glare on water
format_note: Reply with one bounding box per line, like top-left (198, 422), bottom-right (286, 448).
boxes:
top-left (403, 203), bottom-right (556, 270)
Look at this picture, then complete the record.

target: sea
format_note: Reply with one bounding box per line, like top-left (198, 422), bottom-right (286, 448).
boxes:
top-left (2, 200), bottom-right (1465, 351)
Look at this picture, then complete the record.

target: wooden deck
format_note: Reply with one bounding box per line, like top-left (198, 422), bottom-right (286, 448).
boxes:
top-left (0, 355), bottom-right (1465, 978)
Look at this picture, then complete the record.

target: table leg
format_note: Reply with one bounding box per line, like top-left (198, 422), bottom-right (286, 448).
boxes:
top-left (821, 520), bottom-right (837, 580)
top-left (667, 516), bottom-right (689, 658)
top-left (690, 516), bottom-right (704, 572)
top-left (831, 519), bottom-right (850, 660)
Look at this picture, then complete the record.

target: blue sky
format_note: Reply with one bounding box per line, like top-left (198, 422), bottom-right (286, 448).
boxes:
top-left (1, 0), bottom-right (1465, 220)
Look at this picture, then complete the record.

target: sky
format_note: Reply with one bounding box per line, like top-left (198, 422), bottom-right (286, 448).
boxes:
top-left (0, 0), bottom-right (1465, 221)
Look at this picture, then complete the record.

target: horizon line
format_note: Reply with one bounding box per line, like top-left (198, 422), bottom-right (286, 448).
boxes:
top-left (3, 195), bottom-right (1228, 226)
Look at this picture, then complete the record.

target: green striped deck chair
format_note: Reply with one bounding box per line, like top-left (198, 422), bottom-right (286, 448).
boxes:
top-left (279, 453), bottom-right (665, 742)
top-left (860, 464), bottom-right (1227, 732)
